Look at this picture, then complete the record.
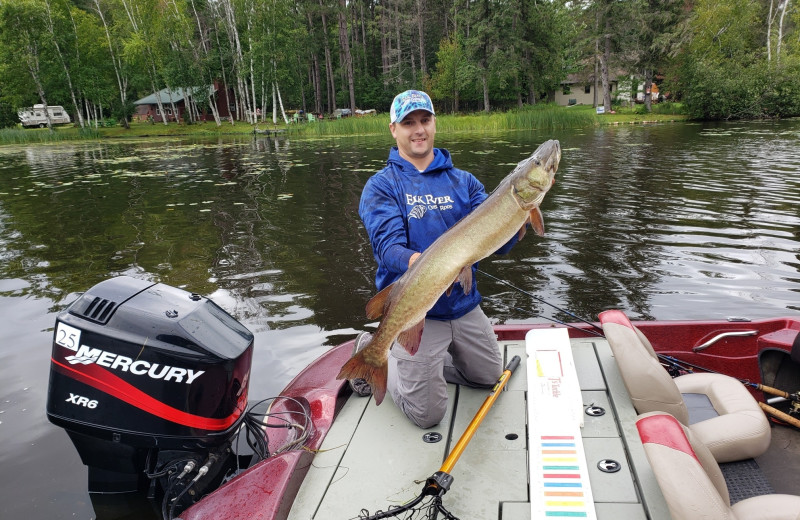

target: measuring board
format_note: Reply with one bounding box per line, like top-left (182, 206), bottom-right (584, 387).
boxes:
top-left (527, 328), bottom-right (598, 519)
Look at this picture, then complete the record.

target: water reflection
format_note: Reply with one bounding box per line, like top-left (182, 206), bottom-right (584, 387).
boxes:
top-left (1, 121), bottom-right (799, 519)
top-left (1, 124), bottom-right (799, 331)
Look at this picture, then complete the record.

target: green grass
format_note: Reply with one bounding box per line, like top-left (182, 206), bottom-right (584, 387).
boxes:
top-left (0, 126), bottom-right (101, 144)
top-left (0, 103), bottom-right (689, 145)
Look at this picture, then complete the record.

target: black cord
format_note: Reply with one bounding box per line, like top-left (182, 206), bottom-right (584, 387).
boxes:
top-left (145, 456), bottom-right (195, 479)
top-left (161, 475), bottom-right (180, 520)
top-left (231, 395), bottom-right (314, 465)
top-left (168, 479), bottom-right (196, 520)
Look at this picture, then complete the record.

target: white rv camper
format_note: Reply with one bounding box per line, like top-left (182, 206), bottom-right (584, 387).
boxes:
top-left (18, 104), bottom-right (71, 128)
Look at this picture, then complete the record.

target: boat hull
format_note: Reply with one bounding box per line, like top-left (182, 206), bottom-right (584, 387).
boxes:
top-left (181, 317), bottom-right (800, 519)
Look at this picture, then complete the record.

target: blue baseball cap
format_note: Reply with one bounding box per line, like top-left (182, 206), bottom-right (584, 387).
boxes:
top-left (389, 90), bottom-right (435, 123)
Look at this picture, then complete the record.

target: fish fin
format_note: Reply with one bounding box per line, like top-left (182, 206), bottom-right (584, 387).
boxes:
top-left (336, 346), bottom-right (389, 405)
top-left (366, 283), bottom-right (394, 320)
top-left (517, 219), bottom-right (528, 241)
top-left (457, 266), bottom-right (473, 294)
top-left (530, 207), bottom-right (545, 236)
top-left (397, 320), bottom-right (424, 355)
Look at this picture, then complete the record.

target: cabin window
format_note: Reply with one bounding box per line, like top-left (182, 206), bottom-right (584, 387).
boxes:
top-left (53, 112), bottom-right (63, 117)
top-left (584, 85), bottom-right (591, 94)
top-left (562, 85), bottom-right (571, 95)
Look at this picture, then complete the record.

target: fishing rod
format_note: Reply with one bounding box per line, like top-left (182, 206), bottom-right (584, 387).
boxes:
top-left (477, 269), bottom-right (604, 333)
top-left (659, 354), bottom-right (800, 403)
top-left (658, 354), bottom-right (800, 429)
top-left (355, 356), bottom-right (522, 520)
top-left (482, 295), bottom-right (605, 339)
top-left (477, 271), bottom-right (800, 429)
top-left (525, 312), bottom-right (605, 338)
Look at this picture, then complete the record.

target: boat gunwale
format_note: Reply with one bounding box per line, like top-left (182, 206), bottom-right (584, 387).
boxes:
top-left (181, 316), bottom-right (800, 520)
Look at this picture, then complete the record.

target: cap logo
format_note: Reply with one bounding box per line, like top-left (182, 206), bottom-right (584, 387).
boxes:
top-left (390, 90), bottom-right (435, 123)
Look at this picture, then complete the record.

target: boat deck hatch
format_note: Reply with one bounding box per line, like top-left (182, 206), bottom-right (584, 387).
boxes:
top-left (288, 335), bottom-right (671, 520)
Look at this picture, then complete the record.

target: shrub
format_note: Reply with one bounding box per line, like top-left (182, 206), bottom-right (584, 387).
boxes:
top-left (681, 59), bottom-right (800, 120)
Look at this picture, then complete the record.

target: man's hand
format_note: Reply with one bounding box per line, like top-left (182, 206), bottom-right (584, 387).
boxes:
top-left (409, 252), bottom-right (420, 267)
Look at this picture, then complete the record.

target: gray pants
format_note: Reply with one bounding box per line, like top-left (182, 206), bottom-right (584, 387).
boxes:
top-left (387, 306), bottom-right (502, 428)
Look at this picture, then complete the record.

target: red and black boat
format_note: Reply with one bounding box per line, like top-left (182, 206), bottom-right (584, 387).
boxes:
top-left (46, 277), bottom-right (800, 519)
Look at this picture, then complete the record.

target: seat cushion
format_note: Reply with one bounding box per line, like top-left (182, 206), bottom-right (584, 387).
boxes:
top-left (730, 494), bottom-right (800, 520)
top-left (639, 411), bottom-right (731, 506)
top-left (638, 413), bottom-right (800, 520)
top-left (599, 310), bottom-right (689, 424)
top-left (676, 373), bottom-right (771, 463)
top-left (637, 413), bottom-right (733, 519)
top-left (683, 392), bottom-right (719, 424)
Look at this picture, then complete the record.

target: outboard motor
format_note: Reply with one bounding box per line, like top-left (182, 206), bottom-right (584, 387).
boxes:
top-left (46, 276), bottom-right (253, 517)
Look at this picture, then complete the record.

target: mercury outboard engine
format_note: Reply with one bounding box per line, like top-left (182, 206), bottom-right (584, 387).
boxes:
top-left (46, 276), bottom-right (253, 518)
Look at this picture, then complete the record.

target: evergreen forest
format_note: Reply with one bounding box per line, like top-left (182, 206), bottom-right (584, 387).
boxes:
top-left (1, 0), bottom-right (799, 129)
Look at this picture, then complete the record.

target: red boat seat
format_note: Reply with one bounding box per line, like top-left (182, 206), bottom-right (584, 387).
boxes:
top-left (599, 309), bottom-right (771, 463)
top-left (636, 412), bottom-right (800, 520)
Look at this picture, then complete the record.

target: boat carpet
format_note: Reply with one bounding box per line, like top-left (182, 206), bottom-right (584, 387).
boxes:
top-left (719, 458), bottom-right (775, 504)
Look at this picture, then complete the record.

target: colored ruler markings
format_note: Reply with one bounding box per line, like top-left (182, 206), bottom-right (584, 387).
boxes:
top-left (526, 328), bottom-right (597, 520)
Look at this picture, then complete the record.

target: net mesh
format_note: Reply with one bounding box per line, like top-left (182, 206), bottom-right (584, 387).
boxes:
top-left (352, 495), bottom-right (461, 520)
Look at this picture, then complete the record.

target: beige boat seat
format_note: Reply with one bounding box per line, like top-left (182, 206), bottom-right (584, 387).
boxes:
top-left (636, 412), bottom-right (800, 520)
top-left (599, 309), bottom-right (771, 462)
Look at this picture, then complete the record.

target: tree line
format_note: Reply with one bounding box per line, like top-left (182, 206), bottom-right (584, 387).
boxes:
top-left (0, 0), bottom-right (798, 129)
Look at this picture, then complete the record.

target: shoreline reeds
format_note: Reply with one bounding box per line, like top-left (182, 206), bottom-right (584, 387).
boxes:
top-left (0, 104), bottom-right (688, 146)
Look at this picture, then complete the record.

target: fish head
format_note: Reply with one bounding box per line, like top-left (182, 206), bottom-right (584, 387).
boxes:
top-left (510, 139), bottom-right (560, 210)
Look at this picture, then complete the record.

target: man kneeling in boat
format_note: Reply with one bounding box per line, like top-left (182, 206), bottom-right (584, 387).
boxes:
top-left (354, 90), bottom-right (521, 428)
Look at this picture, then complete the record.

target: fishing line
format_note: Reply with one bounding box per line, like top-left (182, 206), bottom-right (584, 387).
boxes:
top-left (477, 269), bottom-right (604, 333)
top-left (658, 354), bottom-right (800, 427)
top-left (482, 274), bottom-right (799, 409)
top-left (481, 269), bottom-right (800, 430)
top-left (658, 354), bottom-right (800, 400)
top-left (482, 296), bottom-right (605, 338)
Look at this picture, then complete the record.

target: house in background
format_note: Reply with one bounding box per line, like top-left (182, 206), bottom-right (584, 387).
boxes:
top-left (636, 81), bottom-right (661, 103)
top-left (552, 72), bottom-right (662, 106)
top-left (552, 73), bottom-right (620, 106)
top-left (133, 84), bottom-right (232, 122)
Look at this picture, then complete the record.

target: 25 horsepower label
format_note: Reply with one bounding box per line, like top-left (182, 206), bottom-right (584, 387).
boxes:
top-left (56, 322), bottom-right (82, 351)
top-left (55, 322), bottom-right (205, 384)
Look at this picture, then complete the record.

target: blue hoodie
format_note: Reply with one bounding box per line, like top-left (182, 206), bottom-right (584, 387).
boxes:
top-left (359, 147), bottom-right (517, 321)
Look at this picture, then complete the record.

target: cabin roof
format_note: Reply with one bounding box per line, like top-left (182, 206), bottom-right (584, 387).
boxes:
top-left (133, 86), bottom-right (215, 105)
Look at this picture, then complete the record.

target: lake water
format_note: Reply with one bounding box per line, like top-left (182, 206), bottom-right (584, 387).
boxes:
top-left (1, 119), bottom-right (800, 519)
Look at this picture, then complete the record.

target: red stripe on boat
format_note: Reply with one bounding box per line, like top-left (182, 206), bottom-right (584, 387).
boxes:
top-left (51, 358), bottom-right (244, 431)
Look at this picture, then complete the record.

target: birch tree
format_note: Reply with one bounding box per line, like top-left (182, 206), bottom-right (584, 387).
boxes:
top-left (42, 0), bottom-right (85, 127)
top-left (0, 0), bottom-right (54, 129)
top-left (338, 0), bottom-right (356, 112)
top-left (767, 0), bottom-right (794, 65)
top-left (163, 0), bottom-right (223, 125)
top-left (91, 0), bottom-right (132, 128)
top-left (71, 6), bottom-right (118, 126)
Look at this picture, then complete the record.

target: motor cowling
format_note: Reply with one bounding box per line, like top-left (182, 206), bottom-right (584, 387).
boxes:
top-left (46, 276), bottom-right (253, 513)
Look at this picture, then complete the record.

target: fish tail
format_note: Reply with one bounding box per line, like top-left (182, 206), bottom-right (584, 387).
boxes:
top-left (337, 348), bottom-right (388, 405)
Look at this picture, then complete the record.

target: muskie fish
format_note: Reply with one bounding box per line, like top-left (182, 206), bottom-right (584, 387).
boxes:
top-left (338, 139), bottom-right (561, 405)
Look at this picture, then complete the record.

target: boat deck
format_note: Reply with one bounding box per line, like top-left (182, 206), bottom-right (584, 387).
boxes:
top-left (288, 333), bottom-right (671, 520)
top-left (756, 425), bottom-right (800, 495)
